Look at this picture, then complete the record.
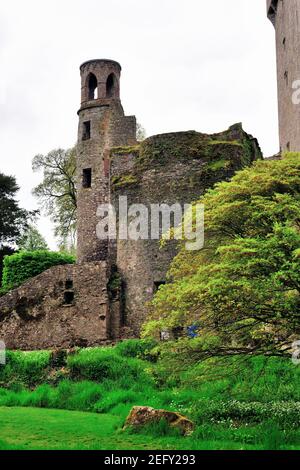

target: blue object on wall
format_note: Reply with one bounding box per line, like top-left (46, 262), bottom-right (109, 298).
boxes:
top-left (187, 324), bottom-right (198, 339)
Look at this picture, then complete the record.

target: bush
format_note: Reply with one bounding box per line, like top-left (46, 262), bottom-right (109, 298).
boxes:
top-left (0, 246), bottom-right (15, 288)
top-left (0, 350), bottom-right (51, 387)
top-left (115, 339), bottom-right (158, 361)
top-left (2, 250), bottom-right (75, 290)
top-left (179, 356), bottom-right (300, 402)
top-left (93, 389), bottom-right (138, 413)
top-left (193, 400), bottom-right (300, 428)
top-left (67, 348), bottom-right (152, 387)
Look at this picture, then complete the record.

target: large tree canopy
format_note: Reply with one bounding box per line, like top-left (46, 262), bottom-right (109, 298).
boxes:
top-left (144, 153), bottom-right (300, 358)
top-left (0, 173), bottom-right (30, 247)
top-left (32, 148), bottom-right (77, 247)
top-left (18, 225), bottom-right (49, 251)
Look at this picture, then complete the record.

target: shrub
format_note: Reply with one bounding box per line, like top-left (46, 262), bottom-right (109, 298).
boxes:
top-left (53, 380), bottom-right (104, 411)
top-left (179, 356), bottom-right (300, 402)
top-left (22, 383), bottom-right (56, 408)
top-left (0, 246), bottom-right (15, 288)
top-left (0, 350), bottom-right (51, 387)
top-left (193, 400), bottom-right (300, 428)
top-left (2, 250), bottom-right (75, 290)
top-left (67, 348), bottom-right (152, 387)
top-left (145, 154), bottom-right (300, 358)
top-left (115, 339), bottom-right (158, 361)
top-left (93, 389), bottom-right (138, 413)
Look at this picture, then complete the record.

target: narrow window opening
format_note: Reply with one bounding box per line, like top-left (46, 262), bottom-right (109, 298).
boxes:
top-left (284, 70), bottom-right (288, 86)
top-left (154, 281), bottom-right (166, 293)
top-left (270, 0), bottom-right (279, 13)
top-left (268, 0), bottom-right (278, 24)
top-left (283, 37), bottom-right (286, 49)
top-left (172, 327), bottom-right (184, 340)
top-left (88, 73), bottom-right (98, 100)
top-left (287, 142), bottom-right (290, 151)
top-left (65, 280), bottom-right (73, 290)
top-left (106, 73), bottom-right (117, 98)
top-left (64, 291), bottom-right (74, 305)
top-left (82, 168), bottom-right (92, 188)
top-left (82, 121), bottom-right (91, 141)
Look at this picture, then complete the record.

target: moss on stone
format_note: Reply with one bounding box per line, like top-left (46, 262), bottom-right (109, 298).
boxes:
top-left (111, 145), bottom-right (140, 156)
top-left (133, 127), bottom-right (261, 172)
top-left (111, 174), bottom-right (139, 189)
top-left (208, 140), bottom-right (243, 147)
top-left (207, 158), bottom-right (230, 171)
top-left (136, 132), bottom-right (211, 170)
top-left (108, 270), bottom-right (122, 297)
top-left (110, 125), bottom-right (263, 193)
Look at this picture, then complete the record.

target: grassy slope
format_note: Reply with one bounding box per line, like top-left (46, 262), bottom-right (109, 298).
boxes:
top-left (0, 406), bottom-right (291, 451)
top-left (1, 346), bottom-right (300, 450)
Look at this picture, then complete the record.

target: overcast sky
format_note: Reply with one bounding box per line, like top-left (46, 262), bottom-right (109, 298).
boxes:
top-left (0, 0), bottom-right (278, 249)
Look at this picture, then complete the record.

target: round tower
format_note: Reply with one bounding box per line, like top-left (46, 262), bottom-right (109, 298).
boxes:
top-left (76, 59), bottom-right (136, 264)
top-left (80, 59), bottom-right (121, 105)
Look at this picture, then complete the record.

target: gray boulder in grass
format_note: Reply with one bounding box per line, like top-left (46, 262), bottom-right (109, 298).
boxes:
top-left (124, 406), bottom-right (195, 436)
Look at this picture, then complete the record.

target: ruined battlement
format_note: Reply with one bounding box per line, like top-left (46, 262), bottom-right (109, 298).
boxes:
top-left (0, 61), bottom-right (263, 349)
top-left (110, 124), bottom-right (262, 333)
top-left (0, 262), bottom-right (120, 350)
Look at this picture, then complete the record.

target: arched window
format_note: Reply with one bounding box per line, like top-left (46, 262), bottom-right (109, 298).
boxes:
top-left (87, 73), bottom-right (98, 100)
top-left (106, 73), bottom-right (117, 98)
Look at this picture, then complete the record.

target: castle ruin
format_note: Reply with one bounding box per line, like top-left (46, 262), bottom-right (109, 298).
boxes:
top-left (0, 60), bottom-right (262, 350)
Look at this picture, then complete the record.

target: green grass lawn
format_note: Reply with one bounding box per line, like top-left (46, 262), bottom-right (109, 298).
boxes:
top-left (0, 407), bottom-right (299, 450)
top-left (1, 347), bottom-right (300, 450)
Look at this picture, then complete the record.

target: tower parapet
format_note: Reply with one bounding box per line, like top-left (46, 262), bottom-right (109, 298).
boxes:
top-left (79, 59), bottom-right (121, 107)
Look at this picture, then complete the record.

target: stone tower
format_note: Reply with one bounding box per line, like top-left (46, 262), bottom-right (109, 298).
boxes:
top-left (267, 0), bottom-right (300, 152)
top-left (0, 58), bottom-right (263, 350)
top-left (77, 59), bottom-right (137, 263)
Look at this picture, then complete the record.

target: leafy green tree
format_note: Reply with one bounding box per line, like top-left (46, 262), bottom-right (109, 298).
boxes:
top-left (144, 153), bottom-right (300, 358)
top-left (0, 173), bottom-right (32, 247)
top-left (32, 148), bottom-right (77, 246)
top-left (2, 251), bottom-right (75, 291)
top-left (18, 225), bottom-right (48, 251)
top-left (136, 122), bottom-right (147, 142)
top-left (0, 246), bottom-right (15, 288)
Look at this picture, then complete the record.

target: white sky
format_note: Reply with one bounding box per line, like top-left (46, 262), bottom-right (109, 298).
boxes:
top-left (0, 0), bottom-right (278, 249)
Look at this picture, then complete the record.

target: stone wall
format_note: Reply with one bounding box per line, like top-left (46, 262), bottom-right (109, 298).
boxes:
top-left (0, 124), bottom-right (262, 348)
top-left (0, 56), bottom-right (265, 350)
top-left (267, 0), bottom-right (300, 152)
top-left (111, 124), bottom-right (262, 334)
top-left (0, 262), bottom-right (116, 350)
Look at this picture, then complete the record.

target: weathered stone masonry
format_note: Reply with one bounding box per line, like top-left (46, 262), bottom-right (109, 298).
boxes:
top-left (267, 0), bottom-right (300, 152)
top-left (0, 59), bottom-right (262, 349)
top-left (0, 59), bottom-right (137, 350)
top-left (77, 59), bottom-right (136, 263)
top-left (111, 125), bottom-right (262, 334)
top-left (0, 263), bottom-right (111, 350)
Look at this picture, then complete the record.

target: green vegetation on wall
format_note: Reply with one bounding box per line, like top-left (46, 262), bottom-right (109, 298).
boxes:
top-left (111, 174), bottom-right (139, 189)
top-left (144, 153), bottom-right (300, 358)
top-left (110, 125), bottom-right (262, 192)
top-left (1, 251), bottom-right (75, 292)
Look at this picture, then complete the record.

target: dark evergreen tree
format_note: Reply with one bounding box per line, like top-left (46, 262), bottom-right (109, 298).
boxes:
top-left (0, 173), bottom-right (31, 247)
